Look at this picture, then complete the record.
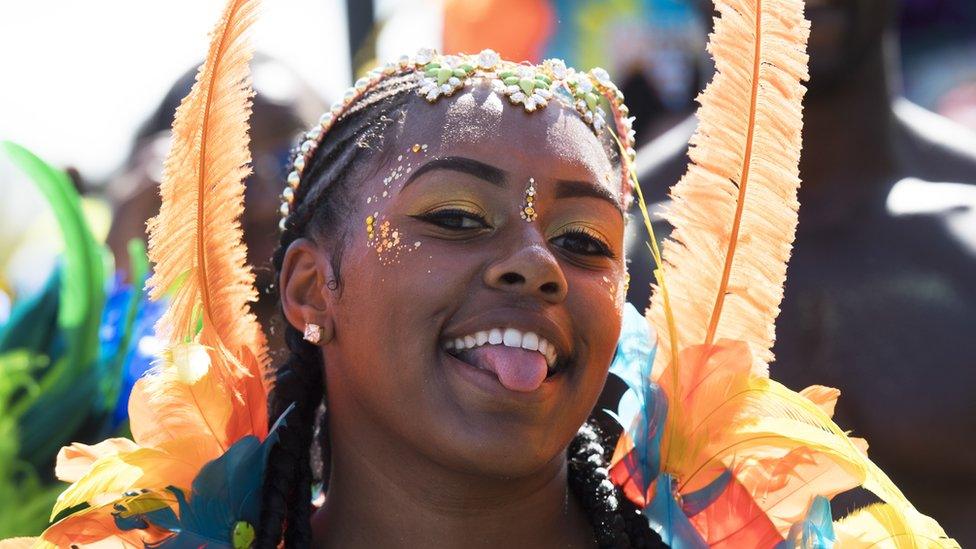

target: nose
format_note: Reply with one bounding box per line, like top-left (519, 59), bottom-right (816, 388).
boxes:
top-left (484, 243), bottom-right (568, 304)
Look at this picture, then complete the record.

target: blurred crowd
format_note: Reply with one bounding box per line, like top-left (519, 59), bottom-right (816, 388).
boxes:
top-left (1, 0), bottom-right (974, 543)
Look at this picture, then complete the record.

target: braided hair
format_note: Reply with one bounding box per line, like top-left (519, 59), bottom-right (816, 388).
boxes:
top-left (256, 75), bottom-right (666, 548)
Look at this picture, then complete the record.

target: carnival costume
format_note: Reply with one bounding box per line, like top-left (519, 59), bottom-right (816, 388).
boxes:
top-left (0, 0), bottom-right (958, 546)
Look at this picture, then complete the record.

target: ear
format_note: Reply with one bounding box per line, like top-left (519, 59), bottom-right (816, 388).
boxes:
top-left (280, 237), bottom-right (337, 345)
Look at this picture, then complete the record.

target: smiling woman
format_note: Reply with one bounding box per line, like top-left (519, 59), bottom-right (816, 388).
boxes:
top-left (271, 60), bottom-right (648, 547)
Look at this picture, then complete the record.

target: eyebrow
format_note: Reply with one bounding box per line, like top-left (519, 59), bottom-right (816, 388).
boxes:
top-left (554, 179), bottom-right (624, 214)
top-left (401, 155), bottom-right (623, 214)
top-left (402, 156), bottom-right (507, 189)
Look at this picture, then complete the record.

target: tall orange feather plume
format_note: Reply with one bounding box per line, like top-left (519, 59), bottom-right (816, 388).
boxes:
top-left (33, 2), bottom-right (270, 544)
top-left (646, 0), bottom-right (809, 374)
top-left (146, 0), bottom-right (268, 373)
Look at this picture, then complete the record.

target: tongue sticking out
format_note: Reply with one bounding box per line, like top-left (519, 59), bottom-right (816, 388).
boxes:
top-left (459, 345), bottom-right (549, 392)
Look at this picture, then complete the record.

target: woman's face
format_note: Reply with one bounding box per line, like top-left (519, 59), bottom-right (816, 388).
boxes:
top-left (284, 84), bottom-right (627, 479)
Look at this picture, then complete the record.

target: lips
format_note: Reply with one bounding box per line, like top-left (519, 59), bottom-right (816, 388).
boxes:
top-left (443, 327), bottom-right (565, 393)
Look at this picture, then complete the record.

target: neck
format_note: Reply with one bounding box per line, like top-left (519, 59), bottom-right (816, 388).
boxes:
top-left (312, 421), bottom-right (593, 548)
top-left (800, 33), bottom-right (903, 190)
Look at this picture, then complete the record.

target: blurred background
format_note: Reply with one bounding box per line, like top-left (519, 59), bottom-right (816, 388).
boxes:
top-left (1, 0), bottom-right (974, 543)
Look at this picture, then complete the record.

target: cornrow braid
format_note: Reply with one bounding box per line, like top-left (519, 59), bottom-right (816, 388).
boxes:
top-left (257, 73), bottom-right (421, 549)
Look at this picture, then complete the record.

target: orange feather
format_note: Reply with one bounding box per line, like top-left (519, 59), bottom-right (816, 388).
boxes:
top-left (145, 0), bottom-right (268, 377)
top-left (646, 0), bottom-right (810, 373)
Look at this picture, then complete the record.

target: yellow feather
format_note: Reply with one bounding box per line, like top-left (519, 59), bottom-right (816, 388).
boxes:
top-left (50, 436), bottom-right (217, 520)
top-left (145, 0), bottom-right (268, 374)
top-left (646, 0), bottom-right (810, 372)
top-left (835, 504), bottom-right (959, 548)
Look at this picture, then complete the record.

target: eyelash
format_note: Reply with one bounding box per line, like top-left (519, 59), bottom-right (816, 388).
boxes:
top-left (415, 209), bottom-right (615, 259)
top-left (414, 208), bottom-right (490, 230)
top-left (552, 227), bottom-right (616, 259)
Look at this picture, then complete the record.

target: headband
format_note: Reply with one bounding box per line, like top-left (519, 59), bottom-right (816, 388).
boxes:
top-left (279, 48), bottom-right (638, 231)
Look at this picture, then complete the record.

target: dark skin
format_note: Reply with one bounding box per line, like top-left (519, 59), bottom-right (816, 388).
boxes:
top-left (280, 85), bottom-right (628, 548)
top-left (629, 0), bottom-right (976, 540)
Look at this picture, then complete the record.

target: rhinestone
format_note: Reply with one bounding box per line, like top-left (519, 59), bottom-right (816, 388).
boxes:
top-left (510, 91), bottom-right (526, 103)
top-left (415, 47), bottom-right (436, 65)
top-left (300, 141), bottom-right (313, 154)
top-left (293, 156), bottom-right (305, 171)
top-left (425, 90), bottom-right (439, 102)
top-left (627, 147), bottom-right (637, 161)
top-left (398, 54), bottom-right (412, 67)
top-left (287, 171), bottom-right (300, 189)
top-left (282, 187), bottom-right (295, 202)
top-left (354, 77), bottom-right (369, 91)
top-left (306, 127), bottom-right (322, 140)
top-left (330, 101), bottom-right (344, 114)
top-left (606, 495), bottom-right (618, 510)
top-left (278, 218), bottom-right (288, 232)
top-left (383, 62), bottom-right (397, 75)
top-left (577, 77), bottom-right (594, 93)
top-left (545, 58), bottom-right (568, 79)
top-left (477, 48), bottom-right (500, 69)
top-left (593, 115), bottom-right (606, 131)
top-left (619, 104), bottom-right (630, 116)
top-left (440, 83), bottom-right (452, 94)
top-left (343, 88), bottom-right (356, 102)
top-left (591, 67), bottom-right (611, 85)
top-left (584, 111), bottom-right (594, 123)
top-left (319, 112), bottom-right (334, 127)
top-left (448, 76), bottom-right (461, 86)
top-left (524, 98), bottom-right (537, 111)
top-left (279, 202), bottom-right (290, 216)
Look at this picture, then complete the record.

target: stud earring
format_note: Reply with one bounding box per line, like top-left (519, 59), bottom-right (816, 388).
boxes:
top-left (520, 177), bottom-right (537, 222)
top-left (303, 323), bottom-right (323, 344)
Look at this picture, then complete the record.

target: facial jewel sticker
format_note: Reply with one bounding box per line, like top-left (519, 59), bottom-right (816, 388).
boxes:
top-left (520, 177), bottom-right (538, 222)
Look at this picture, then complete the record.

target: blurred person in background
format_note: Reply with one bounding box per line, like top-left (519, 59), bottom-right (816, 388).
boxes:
top-left (105, 54), bottom-right (325, 352)
top-left (628, 0), bottom-right (976, 541)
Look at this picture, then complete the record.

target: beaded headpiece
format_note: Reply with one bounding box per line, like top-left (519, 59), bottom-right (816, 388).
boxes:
top-left (279, 48), bottom-right (638, 231)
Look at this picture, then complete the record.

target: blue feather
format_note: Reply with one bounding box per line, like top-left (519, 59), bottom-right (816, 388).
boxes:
top-left (646, 474), bottom-right (709, 549)
top-left (777, 495), bottom-right (835, 549)
top-left (607, 303), bottom-right (666, 501)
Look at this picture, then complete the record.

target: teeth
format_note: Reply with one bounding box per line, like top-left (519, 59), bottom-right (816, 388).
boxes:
top-left (443, 327), bottom-right (560, 367)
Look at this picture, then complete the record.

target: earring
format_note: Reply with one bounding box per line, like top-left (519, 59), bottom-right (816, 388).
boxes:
top-left (303, 323), bottom-right (323, 344)
top-left (520, 177), bottom-right (537, 222)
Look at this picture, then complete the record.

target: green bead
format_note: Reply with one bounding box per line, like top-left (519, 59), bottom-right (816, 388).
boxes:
top-left (452, 68), bottom-right (467, 78)
top-left (233, 521), bottom-right (255, 549)
top-left (584, 92), bottom-right (599, 111)
top-left (498, 70), bottom-right (515, 79)
top-left (437, 67), bottom-right (453, 84)
top-left (519, 78), bottom-right (535, 95)
top-left (503, 76), bottom-right (519, 86)
top-left (425, 68), bottom-right (438, 77)
top-left (535, 75), bottom-right (552, 86)
top-left (459, 63), bottom-right (474, 73)
top-left (424, 62), bottom-right (441, 70)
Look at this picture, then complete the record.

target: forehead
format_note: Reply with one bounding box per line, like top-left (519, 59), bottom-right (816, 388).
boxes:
top-left (390, 83), bottom-right (617, 192)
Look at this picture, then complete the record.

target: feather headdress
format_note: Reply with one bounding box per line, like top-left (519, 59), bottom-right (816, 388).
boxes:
top-left (18, 1), bottom-right (273, 546)
top-left (612, 0), bottom-right (958, 546)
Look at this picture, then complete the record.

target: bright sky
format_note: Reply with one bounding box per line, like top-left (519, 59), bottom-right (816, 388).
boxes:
top-left (0, 0), bottom-right (354, 182)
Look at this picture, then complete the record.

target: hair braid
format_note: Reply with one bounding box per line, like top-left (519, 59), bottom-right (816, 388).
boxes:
top-left (256, 75), bottom-right (421, 548)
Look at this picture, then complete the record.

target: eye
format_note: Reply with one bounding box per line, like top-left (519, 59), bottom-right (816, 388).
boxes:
top-left (413, 209), bottom-right (490, 231)
top-left (551, 227), bottom-right (615, 258)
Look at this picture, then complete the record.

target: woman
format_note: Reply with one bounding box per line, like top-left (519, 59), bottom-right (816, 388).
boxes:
top-left (267, 65), bottom-right (648, 547)
top-left (4, 0), bottom-right (956, 547)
